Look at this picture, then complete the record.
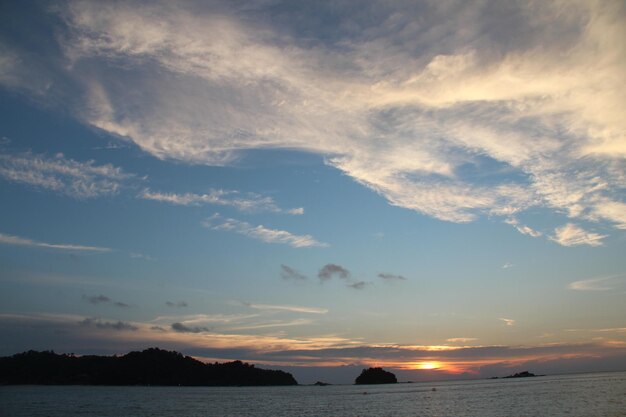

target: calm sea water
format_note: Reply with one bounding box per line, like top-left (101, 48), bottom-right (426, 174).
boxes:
top-left (1, 371), bottom-right (625, 417)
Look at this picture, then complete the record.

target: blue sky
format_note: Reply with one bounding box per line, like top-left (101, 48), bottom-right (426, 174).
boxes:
top-left (1, 0), bottom-right (625, 383)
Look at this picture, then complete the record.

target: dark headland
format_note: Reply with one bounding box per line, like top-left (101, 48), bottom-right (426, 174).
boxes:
top-left (0, 348), bottom-right (297, 386)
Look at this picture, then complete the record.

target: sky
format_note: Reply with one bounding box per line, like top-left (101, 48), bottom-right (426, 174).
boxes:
top-left (0, 0), bottom-right (625, 384)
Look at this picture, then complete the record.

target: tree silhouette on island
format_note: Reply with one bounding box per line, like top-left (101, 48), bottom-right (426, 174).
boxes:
top-left (0, 348), bottom-right (297, 386)
top-left (354, 367), bottom-right (397, 385)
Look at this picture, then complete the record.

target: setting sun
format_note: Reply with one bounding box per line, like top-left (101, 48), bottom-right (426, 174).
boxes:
top-left (416, 361), bottom-right (442, 370)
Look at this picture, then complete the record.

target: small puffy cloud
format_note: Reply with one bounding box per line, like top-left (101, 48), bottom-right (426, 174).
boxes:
top-left (318, 264), bottom-right (350, 281)
top-left (550, 223), bottom-right (607, 247)
top-left (171, 322), bottom-right (211, 333)
top-left (498, 318), bottom-right (515, 326)
top-left (79, 317), bottom-right (137, 331)
top-left (501, 262), bottom-right (514, 269)
top-left (0, 232), bottom-right (111, 253)
top-left (378, 273), bottom-right (407, 281)
top-left (166, 301), bottom-right (188, 308)
top-left (203, 214), bottom-right (327, 248)
top-left (280, 264), bottom-right (307, 280)
top-left (0, 151), bottom-right (134, 198)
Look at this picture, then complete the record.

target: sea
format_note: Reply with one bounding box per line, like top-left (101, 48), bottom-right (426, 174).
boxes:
top-left (1, 371), bottom-right (625, 417)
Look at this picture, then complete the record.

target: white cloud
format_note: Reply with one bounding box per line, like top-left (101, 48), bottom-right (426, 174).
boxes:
top-left (446, 338), bottom-right (478, 344)
top-left (151, 313), bottom-right (258, 327)
top-left (0, 151), bottom-right (133, 198)
top-left (504, 217), bottom-right (542, 238)
top-left (243, 302), bottom-right (328, 314)
top-left (226, 318), bottom-right (314, 331)
top-left (501, 262), bottom-right (514, 269)
top-left (498, 318), bottom-right (515, 327)
top-left (0, 232), bottom-right (111, 252)
top-left (4, 2), bottom-right (625, 235)
top-left (550, 223), bottom-right (607, 247)
top-left (568, 274), bottom-right (625, 291)
top-left (129, 252), bottom-right (155, 261)
top-left (202, 214), bottom-right (327, 248)
top-left (140, 188), bottom-right (302, 214)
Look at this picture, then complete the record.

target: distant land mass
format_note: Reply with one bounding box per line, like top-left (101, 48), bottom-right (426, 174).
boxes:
top-left (490, 371), bottom-right (543, 379)
top-left (0, 348), bottom-right (297, 386)
top-left (354, 367), bottom-right (397, 385)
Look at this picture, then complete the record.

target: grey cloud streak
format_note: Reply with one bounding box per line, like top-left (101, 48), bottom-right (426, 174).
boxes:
top-left (79, 318), bottom-right (137, 331)
top-left (280, 264), bottom-right (307, 281)
top-left (166, 301), bottom-right (189, 308)
top-left (83, 294), bottom-right (129, 308)
top-left (171, 322), bottom-right (211, 333)
top-left (378, 273), bottom-right (407, 281)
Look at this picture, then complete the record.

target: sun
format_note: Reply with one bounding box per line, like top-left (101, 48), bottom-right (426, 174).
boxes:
top-left (415, 361), bottom-right (442, 370)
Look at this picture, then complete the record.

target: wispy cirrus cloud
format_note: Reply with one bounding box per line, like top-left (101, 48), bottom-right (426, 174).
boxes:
top-left (226, 318), bottom-right (314, 331)
top-left (202, 214), bottom-right (327, 248)
top-left (0, 232), bottom-right (111, 252)
top-left (0, 151), bottom-right (134, 198)
top-left (242, 302), bottom-right (328, 315)
top-left (10, 0), bottom-right (616, 241)
top-left (140, 188), bottom-right (303, 215)
top-left (568, 274), bottom-right (626, 291)
top-left (446, 338), bottom-right (479, 344)
top-left (504, 218), bottom-right (542, 238)
top-left (550, 223), bottom-right (607, 247)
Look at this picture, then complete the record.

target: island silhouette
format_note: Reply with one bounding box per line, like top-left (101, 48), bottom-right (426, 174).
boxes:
top-left (354, 367), bottom-right (397, 384)
top-left (490, 371), bottom-right (544, 379)
top-left (0, 348), bottom-right (297, 386)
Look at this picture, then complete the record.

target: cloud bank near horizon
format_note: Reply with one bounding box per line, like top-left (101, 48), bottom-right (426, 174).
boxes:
top-left (1, 312), bottom-right (624, 382)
